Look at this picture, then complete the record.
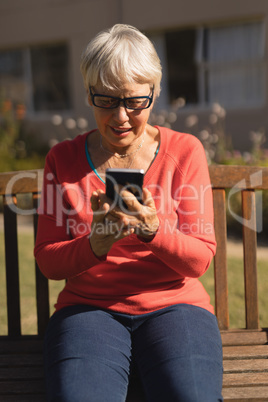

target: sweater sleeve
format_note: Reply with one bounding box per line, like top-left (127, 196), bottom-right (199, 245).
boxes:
top-left (34, 215), bottom-right (104, 280)
top-left (34, 148), bottom-right (105, 280)
top-left (138, 138), bottom-right (216, 278)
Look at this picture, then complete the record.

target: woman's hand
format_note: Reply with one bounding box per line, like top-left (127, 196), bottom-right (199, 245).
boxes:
top-left (107, 186), bottom-right (159, 240)
top-left (89, 190), bottom-right (134, 257)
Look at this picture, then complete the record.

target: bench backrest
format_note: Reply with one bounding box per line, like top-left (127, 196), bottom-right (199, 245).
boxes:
top-left (209, 165), bottom-right (268, 330)
top-left (0, 165), bottom-right (267, 338)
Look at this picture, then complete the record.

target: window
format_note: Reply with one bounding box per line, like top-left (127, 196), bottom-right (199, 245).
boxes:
top-left (198, 21), bottom-right (266, 108)
top-left (152, 21), bottom-right (266, 108)
top-left (0, 43), bottom-right (71, 113)
top-left (165, 29), bottom-right (198, 105)
top-left (0, 49), bottom-right (25, 103)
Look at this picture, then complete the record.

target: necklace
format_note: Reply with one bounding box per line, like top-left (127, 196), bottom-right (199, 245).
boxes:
top-left (106, 154), bottom-right (136, 169)
top-left (100, 134), bottom-right (145, 159)
top-left (100, 133), bottom-right (145, 170)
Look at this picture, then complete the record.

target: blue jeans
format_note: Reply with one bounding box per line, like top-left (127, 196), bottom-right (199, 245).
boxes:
top-left (44, 304), bottom-right (223, 402)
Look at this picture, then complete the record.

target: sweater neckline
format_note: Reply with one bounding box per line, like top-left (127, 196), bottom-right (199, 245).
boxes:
top-left (84, 125), bottom-right (166, 186)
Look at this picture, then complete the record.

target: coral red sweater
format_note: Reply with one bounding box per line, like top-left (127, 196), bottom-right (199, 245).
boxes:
top-left (34, 127), bottom-right (216, 314)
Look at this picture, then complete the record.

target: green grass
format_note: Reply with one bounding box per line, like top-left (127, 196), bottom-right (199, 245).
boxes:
top-left (0, 230), bottom-right (64, 335)
top-left (0, 231), bottom-right (267, 334)
top-left (199, 258), bottom-right (268, 328)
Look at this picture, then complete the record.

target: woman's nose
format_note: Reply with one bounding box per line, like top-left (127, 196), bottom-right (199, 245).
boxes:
top-left (113, 105), bottom-right (129, 122)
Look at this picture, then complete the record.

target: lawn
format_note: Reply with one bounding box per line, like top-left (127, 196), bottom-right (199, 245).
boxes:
top-left (0, 231), bottom-right (267, 334)
top-left (0, 230), bottom-right (65, 335)
top-left (199, 257), bottom-right (268, 328)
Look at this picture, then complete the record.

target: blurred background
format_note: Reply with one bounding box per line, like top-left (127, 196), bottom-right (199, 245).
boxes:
top-left (0, 0), bottom-right (268, 171)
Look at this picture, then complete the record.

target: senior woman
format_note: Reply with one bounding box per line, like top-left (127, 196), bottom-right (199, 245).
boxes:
top-left (34, 24), bottom-right (223, 402)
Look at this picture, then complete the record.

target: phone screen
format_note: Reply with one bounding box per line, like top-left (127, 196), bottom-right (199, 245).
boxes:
top-left (105, 168), bottom-right (144, 208)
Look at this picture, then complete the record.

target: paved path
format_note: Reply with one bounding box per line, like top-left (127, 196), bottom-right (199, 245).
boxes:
top-left (227, 237), bottom-right (268, 259)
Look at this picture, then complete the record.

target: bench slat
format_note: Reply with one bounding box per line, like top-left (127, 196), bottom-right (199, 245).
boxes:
top-left (0, 397), bottom-right (46, 402)
top-left (242, 191), bottom-right (259, 329)
top-left (0, 339), bottom-right (43, 353)
top-left (223, 372), bottom-right (268, 387)
top-left (0, 170), bottom-right (43, 195)
top-left (209, 165), bottom-right (268, 189)
top-left (213, 188), bottom-right (229, 330)
top-left (0, 380), bottom-right (45, 395)
top-left (3, 195), bottom-right (21, 337)
top-left (223, 359), bottom-right (268, 373)
top-left (223, 345), bottom-right (268, 359)
top-left (33, 193), bottom-right (50, 337)
top-left (0, 355), bottom-right (43, 366)
top-left (221, 329), bottom-right (268, 346)
top-left (0, 367), bottom-right (44, 380)
top-left (222, 386), bottom-right (268, 400)
top-left (1, 165), bottom-right (267, 196)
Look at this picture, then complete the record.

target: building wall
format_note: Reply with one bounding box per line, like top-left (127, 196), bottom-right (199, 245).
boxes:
top-left (0, 0), bottom-right (268, 151)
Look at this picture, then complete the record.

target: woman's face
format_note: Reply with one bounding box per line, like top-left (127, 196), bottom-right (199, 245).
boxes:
top-left (88, 82), bottom-right (154, 153)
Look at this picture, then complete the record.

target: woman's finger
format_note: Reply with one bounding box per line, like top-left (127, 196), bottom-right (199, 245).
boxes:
top-left (90, 190), bottom-right (110, 223)
top-left (142, 187), bottom-right (155, 210)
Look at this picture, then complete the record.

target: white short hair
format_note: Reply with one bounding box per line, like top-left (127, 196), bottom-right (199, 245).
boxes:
top-left (80, 24), bottom-right (162, 97)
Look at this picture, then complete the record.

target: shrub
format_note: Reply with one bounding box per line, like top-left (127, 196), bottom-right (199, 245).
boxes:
top-left (0, 97), bottom-right (48, 172)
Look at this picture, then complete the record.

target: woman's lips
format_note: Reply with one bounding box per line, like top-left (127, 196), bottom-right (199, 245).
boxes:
top-left (111, 127), bottom-right (132, 136)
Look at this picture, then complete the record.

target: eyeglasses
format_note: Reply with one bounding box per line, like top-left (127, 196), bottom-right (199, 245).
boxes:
top-left (89, 87), bottom-right (154, 110)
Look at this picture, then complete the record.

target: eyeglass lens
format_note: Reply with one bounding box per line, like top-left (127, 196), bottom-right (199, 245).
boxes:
top-left (93, 96), bottom-right (151, 109)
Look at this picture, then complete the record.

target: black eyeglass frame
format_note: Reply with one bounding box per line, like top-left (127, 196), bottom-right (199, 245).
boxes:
top-left (89, 86), bottom-right (154, 110)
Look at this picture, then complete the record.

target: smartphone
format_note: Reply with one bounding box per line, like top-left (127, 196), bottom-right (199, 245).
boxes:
top-left (105, 168), bottom-right (144, 208)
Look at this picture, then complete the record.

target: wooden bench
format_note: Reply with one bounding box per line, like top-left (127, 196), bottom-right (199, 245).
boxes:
top-left (0, 164), bottom-right (268, 401)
